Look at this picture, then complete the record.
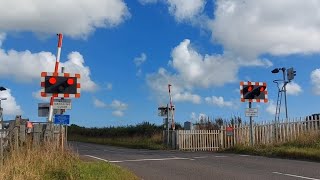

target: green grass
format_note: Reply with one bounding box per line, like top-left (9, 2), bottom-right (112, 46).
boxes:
top-left (0, 143), bottom-right (139, 180)
top-left (76, 161), bottom-right (138, 180)
top-left (224, 132), bottom-right (320, 162)
top-left (68, 134), bottom-right (166, 150)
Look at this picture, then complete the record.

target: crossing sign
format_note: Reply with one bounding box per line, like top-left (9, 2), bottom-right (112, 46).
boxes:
top-left (54, 115), bottom-right (70, 124)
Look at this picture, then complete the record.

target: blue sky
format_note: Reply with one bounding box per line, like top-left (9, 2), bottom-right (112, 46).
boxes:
top-left (0, 0), bottom-right (320, 127)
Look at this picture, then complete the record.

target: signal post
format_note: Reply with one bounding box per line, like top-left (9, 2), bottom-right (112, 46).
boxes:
top-left (240, 81), bottom-right (268, 146)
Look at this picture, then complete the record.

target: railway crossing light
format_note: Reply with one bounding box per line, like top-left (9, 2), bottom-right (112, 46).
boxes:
top-left (287, 67), bottom-right (296, 81)
top-left (45, 76), bottom-right (77, 94)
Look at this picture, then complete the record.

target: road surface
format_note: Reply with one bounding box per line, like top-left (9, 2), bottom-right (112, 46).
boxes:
top-left (70, 141), bottom-right (320, 180)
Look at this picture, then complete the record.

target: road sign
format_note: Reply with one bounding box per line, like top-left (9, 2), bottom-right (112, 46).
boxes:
top-left (226, 127), bottom-right (234, 136)
top-left (53, 99), bottom-right (72, 109)
top-left (38, 103), bottom-right (50, 117)
top-left (245, 108), bottom-right (258, 117)
top-left (240, 81), bottom-right (268, 103)
top-left (54, 114), bottom-right (70, 124)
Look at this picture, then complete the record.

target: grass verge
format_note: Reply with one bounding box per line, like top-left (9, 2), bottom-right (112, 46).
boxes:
top-left (0, 143), bottom-right (139, 180)
top-left (223, 132), bottom-right (320, 162)
top-left (68, 134), bottom-right (166, 150)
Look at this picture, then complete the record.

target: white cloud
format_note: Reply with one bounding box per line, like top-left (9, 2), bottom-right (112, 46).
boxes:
top-left (32, 90), bottom-right (49, 102)
top-left (0, 0), bottom-right (130, 38)
top-left (93, 98), bottom-right (107, 108)
top-left (0, 89), bottom-right (22, 115)
top-left (139, 0), bottom-right (205, 22)
top-left (134, 53), bottom-right (147, 66)
top-left (205, 96), bottom-right (233, 108)
top-left (0, 33), bottom-right (5, 47)
top-left (170, 39), bottom-right (238, 88)
top-left (110, 100), bottom-right (128, 111)
top-left (286, 82), bottom-right (302, 96)
top-left (167, 0), bottom-right (206, 21)
top-left (173, 92), bottom-right (201, 104)
top-left (112, 110), bottom-right (124, 117)
top-left (211, 0), bottom-right (320, 57)
top-left (311, 69), bottom-right (320, 95)
top-left (266, 100), bottom-right (277, 115)
top-left (0, 42), bottom-right (98, 92)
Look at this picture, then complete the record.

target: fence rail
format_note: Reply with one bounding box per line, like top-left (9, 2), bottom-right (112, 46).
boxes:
top-left (169, 117), bottom-right (320, 151)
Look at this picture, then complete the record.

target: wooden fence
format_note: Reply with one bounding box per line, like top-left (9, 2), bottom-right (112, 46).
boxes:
top-left (0, 116), bottom-right (66, 164)
top-left (173, 117), bottom-right (320, 151)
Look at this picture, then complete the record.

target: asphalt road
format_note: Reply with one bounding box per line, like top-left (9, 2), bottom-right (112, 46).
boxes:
top-left (70, 141), bottom-right (320, 180)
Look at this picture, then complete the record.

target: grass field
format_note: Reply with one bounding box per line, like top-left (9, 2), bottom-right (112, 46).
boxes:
top-left (0, 143), bottom-right (139, 180)
top-left (68, 133), bottom-right (166, 150)
top-left (224, 132), bottom-right (320, 162)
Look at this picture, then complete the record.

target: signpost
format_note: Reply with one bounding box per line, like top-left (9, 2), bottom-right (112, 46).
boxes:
top-left (226, 127), bottom-right (234, 136)
top-left (245, 108), bottom-right (258, 117)
top-left (53, 99), bottom-right (72, 110)
top-left (54, 115), bottom-right (70, 125)
top-left (38, 103), bottom-right (50, 117)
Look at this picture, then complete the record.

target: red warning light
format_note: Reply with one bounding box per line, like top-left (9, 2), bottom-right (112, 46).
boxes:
top-left (260, 86), bottom-right (265, 92)
top-left (67, 78), bottom-right (74, 85)
top-left (248, 85), bottom-right (253, 92)
top-left (49, 77), bottom-right (56, 84)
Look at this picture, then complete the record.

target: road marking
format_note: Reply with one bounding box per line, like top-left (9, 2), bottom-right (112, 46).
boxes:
top-left (85, 155), bottom-right (193, 163)
top-left (239, 155), bottom-right (250, 157)
top-left (193, 156), bottom-right (207, 159)
top-left (214, 155), bottom-right (227, 158)
top-left (85, 155), bottom-right (109, 162)
top-left (272, 172), bottom-right (320, 180)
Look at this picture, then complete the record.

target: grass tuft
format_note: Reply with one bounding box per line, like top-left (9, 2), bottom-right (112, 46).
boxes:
top-left (0, 142), bottom-right (138, 180)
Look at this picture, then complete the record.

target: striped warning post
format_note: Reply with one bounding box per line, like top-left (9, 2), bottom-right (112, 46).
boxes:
top-left (40, 72), bottom-right (81, 98)
top-left (240, 81), bottom-right (268, 103)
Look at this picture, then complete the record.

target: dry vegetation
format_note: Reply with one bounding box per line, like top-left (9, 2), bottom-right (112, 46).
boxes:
top-left (0, 142), bottom-right (138, 180)
top-left (226, 131), bottom-right (320, 161)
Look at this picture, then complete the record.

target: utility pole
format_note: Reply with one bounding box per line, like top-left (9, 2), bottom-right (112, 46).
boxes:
top-left (168, 84), bottom-right (175, 130)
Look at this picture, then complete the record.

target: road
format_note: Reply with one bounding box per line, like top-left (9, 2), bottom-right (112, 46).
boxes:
top-left (70, 141), bottom-right (320, 180)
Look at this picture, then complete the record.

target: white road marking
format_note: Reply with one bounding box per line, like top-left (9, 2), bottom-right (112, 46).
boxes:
top-left (193, 156), bottom-right (207, 159)
top-left (272, 172), bottom-right (320, 180)
top-left (85, 155), bottom-right (193, 163)
top-left (85, 155), bottom-right (109, 162)
top-left (214, 156), bottom-right (227, 158)
top-left (239, 155), bottom-right (250, 157)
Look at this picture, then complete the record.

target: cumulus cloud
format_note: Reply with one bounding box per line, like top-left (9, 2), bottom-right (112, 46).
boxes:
top-left (205, 96), bottom-right (233, 108)
top-left (170, 39), bottom-right (238, 87)
top-left (0, 41), bottom-right (98, 92)
top-left (0, 33), bottom-right (5, 47)
top-left (139, 0), bottom-right (205, 22)
top-left (167, 0), bottom-right (206, 21)
top-left (311, 69), bottom-right (320, 95)
top-left (93, 98), bottom-right (107, 108)
top-left (173, 92), bottom-right (201, 104)
top-left (286, 82), bottom-right (302, 96)
top-left (0, 0), bottom-right (130, 38)
top-left (0, 89), bottom-right (22, 115)
top-left (210, 0), bottom-right (320, 57)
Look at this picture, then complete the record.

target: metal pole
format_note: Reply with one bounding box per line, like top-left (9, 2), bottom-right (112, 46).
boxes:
top-left (282, 69), bottom-right (288, 120)
top-left (166, 104), bottom-right (169, 146)
top-left (249, 102), bottom-right (254, 146)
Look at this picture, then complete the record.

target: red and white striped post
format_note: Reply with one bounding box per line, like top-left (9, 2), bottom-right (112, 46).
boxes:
top-left (168, 84), bottom-right (175, 130)
top-left (48, 33), bottom-right (63, 122)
